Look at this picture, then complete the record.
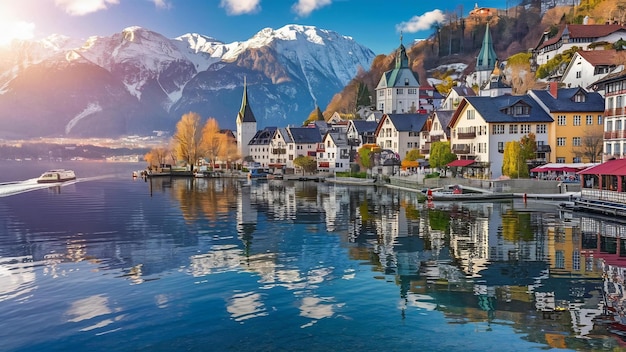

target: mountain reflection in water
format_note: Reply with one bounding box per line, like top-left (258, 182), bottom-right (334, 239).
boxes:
top-left (1, 162), bottom-right (626, 351)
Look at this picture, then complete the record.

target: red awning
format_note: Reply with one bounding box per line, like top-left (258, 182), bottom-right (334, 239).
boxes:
top-left (447, 159), bottom-right (474, 167)
top-left (578, 159), bottom-right (626, 176)
top-left (319, 162), bottom-right (330, 168)
top-left (531, 166), bottom-right (580, 173)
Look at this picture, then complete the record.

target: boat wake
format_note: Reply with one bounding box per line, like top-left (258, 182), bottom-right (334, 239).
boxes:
top-left (0, 176), bottom-right (108, 198)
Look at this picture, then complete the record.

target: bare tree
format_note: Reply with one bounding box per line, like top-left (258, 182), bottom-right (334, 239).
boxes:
top-left (172, 112), bottom-right (204, 172)
top-left (572, 127), bottom-right (604, 163)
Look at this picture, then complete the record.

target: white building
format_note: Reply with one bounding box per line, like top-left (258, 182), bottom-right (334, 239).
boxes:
top-left (375, 113), bottom-right (429, 159)
top-left (236, 78), bottom-right (257, 159)
top-left (561, 49), bottom-right (620, 90)
top-left (375, 38), bottom-right (421, 114)
top-left (317, 131), bottom-right (351, 172)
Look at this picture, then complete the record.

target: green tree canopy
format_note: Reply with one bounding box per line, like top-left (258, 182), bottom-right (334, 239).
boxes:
top-left (429, 141), bottom-right (456, 170)
top-left (404, 149), bottom-right (424, 162)
top-left (293, 155), bottom-right (317, 174)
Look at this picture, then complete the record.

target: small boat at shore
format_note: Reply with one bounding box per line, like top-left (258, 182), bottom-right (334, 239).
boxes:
top-left (37, 169), bottom-right (76, 183)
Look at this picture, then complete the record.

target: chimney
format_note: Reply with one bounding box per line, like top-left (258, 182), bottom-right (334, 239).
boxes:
top-left (549, 82), bottom-right (558, 99)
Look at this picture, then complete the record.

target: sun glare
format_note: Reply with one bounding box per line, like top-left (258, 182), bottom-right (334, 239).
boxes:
top-left (0, 20), bottom-right (35, 46)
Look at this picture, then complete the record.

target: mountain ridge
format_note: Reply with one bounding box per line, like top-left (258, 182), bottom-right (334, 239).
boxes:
top-left (0, 24), bottom-right (375, 139)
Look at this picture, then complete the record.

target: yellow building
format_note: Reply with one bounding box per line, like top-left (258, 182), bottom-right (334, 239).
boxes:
top-left (529, 84), bottom-right (604, 164)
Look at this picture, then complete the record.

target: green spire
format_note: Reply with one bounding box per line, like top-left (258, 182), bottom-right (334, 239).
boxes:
top-left (476, 24), bottom-right (497, 71)
top-left (395, 33), bottom-right (409, 69)
top-left (237, 76), bottom-right (256, 123)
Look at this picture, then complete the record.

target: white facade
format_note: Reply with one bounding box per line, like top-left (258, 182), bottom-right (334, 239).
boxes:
top-left (317, 133), bottom-right (350, 172)
top-left (561, 50), bottom-right (619, 89)
top-left (376, 116), bottom-right (425, 159)
top-left (376, 84), bottom-right (420, 114)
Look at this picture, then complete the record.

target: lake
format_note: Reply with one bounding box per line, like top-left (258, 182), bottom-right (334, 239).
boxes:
top-left (1, 160), bottom-right (625, 351)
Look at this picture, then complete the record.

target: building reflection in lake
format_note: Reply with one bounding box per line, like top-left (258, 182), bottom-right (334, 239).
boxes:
top-left (155, 177), bottom-right (626, 348)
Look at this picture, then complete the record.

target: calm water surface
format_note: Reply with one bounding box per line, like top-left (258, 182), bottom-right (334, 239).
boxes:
top-left (1, 160), bottom-right (626, 351)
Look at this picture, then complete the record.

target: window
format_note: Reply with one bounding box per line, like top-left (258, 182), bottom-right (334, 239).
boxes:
top-left (573, 115), bottom-right (581, 126)
top-left (606, 143), bottom-right (612, 155)
top-left (555, 251), bottom-right (565, 269)
top-left (598, 115), bottom-right (603, 125)
top-left (573, 137), bottom-right (581, 146)
top-left (492, 124), bottom-right (505, 134)
top-left (573, 251), bottom-right (580, 271)
top-left (478, 143), bottom-right (487, 153)
top-left (498, 141), bottom-right (504, 151)
top-left (558, 115), bottom-right (567, 125)
top-left (467, 110), bottom-right (475, 120)
top-left (586, 115), bottom-right (593, 125)
top-left (557, 157), bottom-right (565, 163)
top-left (521, 124), bottom-right (531, 134)
top-left (509, 124), bottom-right (518, 134)
top-left (408, 88), bottom-right (417, 94)
top-left (378, 90), bottom-right (384, 97)
top-left (407, 142), bottom-right (413, 148)
top-left (618, 120), bottom-right (623, 131)
top-left (536, 124), bottom-right (546, 134)
top-left (396, 88), bottom-right (403, 95)
top-left (576, 71), bottom-right (581, 78)
top-left (557, 137), bottom-right (566, 146)
top-left (573, 157), bottom-right (581, 163)
top-left (405, 78), bottom-right (409, 86)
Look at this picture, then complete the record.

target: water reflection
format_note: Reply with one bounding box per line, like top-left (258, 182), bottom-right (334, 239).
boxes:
top-left (6, 174), bottom-right (626, 350)
top-left (147, 177), bottom-right (626, 348)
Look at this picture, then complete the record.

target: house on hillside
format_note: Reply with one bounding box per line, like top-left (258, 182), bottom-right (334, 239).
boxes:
top-left (591, 70), bottom-right (626, 161)
top-left (532, 23), bottom-right (626, 67)
top-left (441, 86), bottom-right (476, 110)
top-left (449, 95), bottom-right (553, 179)
top-left (479, 61), bottom-right (512, 97)
top-left (375, 113), bottom-right (429, 159)
top-left (561, 50), bottom-right (621, 89)
top-left (529, 84), bottom-right (605, 164)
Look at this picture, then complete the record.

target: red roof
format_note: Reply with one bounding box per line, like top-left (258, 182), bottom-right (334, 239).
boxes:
top-left (537, 24), bottom-right (626, 50)
top-left (447, 159), bottom-right (474, 167)
top-left (578, 159), bottom-right (626, 176)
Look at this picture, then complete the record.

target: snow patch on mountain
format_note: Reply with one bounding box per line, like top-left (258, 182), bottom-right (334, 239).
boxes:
top-left (66, 103), bottom-right (102, 134)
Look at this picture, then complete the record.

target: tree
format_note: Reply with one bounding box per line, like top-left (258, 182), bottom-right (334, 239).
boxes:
top-left (404, 149), bottom-right (424, 162)
top-left (502, 141), bottom-right (522, 178)
top-left (144, 147), bottom-right (170, 168)
top-left (172, 112), bottom-right (204, 172)
top-left (357, 145), bottom-right (380, 170)
top-left (573, 128), bottom-right (603, 163)
top-left (201, 117), bottom-right (225, 169)
top-left (429, 141), bottom-right (456, 171)
top-left (519, 133), bottom-right (537, 168)
top-left (293, 155), bottom-right (317, 174)
top-left (303, 106), bottom-right (325, 125)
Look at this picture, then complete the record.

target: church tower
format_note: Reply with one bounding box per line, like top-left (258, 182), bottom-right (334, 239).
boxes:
top-left (236, 77), bottom-right (257, 159)
top-left (471, 23), bottom-right (498, 89)
top-left (375, 35), bottom-right (421, 114)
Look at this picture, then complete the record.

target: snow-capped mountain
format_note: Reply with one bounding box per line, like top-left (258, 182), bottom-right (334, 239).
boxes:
top-left (0, 25), bottom-right (375, 139)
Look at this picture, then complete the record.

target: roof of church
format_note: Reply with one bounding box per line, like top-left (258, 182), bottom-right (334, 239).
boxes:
top-left (476, 24), bottom-right (497, 71)
top-left (379, 36), bottom-right (420, 88)
top-left (237, 79), bottom-right (256, 123)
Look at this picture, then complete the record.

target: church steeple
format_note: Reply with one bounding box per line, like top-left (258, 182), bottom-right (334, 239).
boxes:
top-left (476, 23), bottom-right (497, 71)
top-left (395, 33), bottom-right (409, 69)
top-left (237, 76), bottom-right (256, 124)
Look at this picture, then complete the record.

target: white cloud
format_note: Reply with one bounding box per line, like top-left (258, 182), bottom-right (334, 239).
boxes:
top-left (0, 21), bottom-right (35, 46)
top-left (292, 0), bottom-right (331, 17)
top-left (55, 0), bottom-right (120, 16)
top-left (396, 9), bottom-right (446, 33)
top-left (151, 0), bottom-right (172, 10)
top-left (219, 0), bottom-right (261, 15)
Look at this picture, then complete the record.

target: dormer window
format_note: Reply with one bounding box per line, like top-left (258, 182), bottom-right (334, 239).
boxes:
top-left (573, 92), bottom-right (586, 102)
top-left (405, 78), bottom-right (409, 86)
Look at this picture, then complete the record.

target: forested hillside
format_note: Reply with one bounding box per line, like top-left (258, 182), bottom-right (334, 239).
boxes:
top-left (324, 0), bottom-right (625, 119)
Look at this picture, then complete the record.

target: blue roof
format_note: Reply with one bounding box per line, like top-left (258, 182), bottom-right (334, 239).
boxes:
top-left (464, 96), bottom-right (554, 123)
top-left (248, 127), bottom-right (277, 146)
top-left (386, 113), bottom-right (429, 132)
top-left (351, 120), bottom-right (378, 133)
top-left (287, 126), bottom-right (322, 144)
top-left (530, 88), bottom-right (605, 112)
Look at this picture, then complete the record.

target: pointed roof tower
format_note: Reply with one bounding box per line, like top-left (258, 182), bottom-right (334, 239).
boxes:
top-left (237, 76), bottom-right (256, 124)
top-left (476, 23), bottom-right (497, 72)
top-left (395, 32), bottom-right (409, 69)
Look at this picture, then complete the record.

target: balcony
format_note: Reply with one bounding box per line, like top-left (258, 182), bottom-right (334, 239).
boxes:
top-left (272, 148), bottom-right (287, 155)
top-left (430, 134), bottom-right (443, 142)
top-left (605, 131), bottom-right (619, 139)
top-left (536, 145), bottom-right (551, 153)
top-left (456, 131), bottom-right (476, 139)
top-left (452, 144), bottom-right (470, 154)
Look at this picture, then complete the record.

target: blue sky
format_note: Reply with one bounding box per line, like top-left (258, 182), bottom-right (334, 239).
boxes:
top-left (0, 0), bottom-right (509, 54)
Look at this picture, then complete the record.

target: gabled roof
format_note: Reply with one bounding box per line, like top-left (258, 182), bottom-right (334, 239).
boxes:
top-left (535, 24), bottom-right (626, 50)
top-left (350, 120), bottom-right (379, 134)
top-left (450, 95), bottom-right (553, 128)
top-left (287, 126), bottom-right (322, 144)
top-left (375, 113), bottom-right (429, 135)
top-left (248, 127), bottom-right (277, 146)
top-left (278, 127), bottom-right (292, 144)
top-left (578, 49), bottom-right (619, 66)
top-left (589, 68), bottom-right (626, 89)
top-left (324, 131), bottom-right (349, 147)
top-left (450, 86), bottom-right (476, 97)
top-left (433, 110), bottom-right (454, 130)
top-left (530, 88), bottom-right (604, 112)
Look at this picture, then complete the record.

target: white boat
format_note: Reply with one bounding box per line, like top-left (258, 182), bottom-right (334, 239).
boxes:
top-left (37, 169), bottom-right (76, 183)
